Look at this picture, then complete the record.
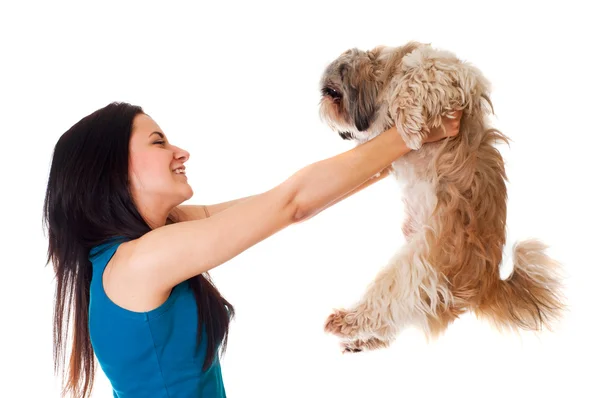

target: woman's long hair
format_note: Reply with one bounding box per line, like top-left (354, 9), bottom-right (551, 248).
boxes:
top-left (43, 102), bottom-right (234, 397)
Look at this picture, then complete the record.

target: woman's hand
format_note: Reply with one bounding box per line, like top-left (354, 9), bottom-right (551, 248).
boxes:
top-left (425, 110), bottom-right (463, 143)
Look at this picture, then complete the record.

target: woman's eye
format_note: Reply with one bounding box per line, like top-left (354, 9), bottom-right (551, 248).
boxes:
top-left (154, 140), bottom-right (165, 145)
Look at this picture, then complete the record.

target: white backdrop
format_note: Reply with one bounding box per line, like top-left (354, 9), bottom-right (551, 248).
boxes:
top-left (1, 0), bottom-right (599, 397)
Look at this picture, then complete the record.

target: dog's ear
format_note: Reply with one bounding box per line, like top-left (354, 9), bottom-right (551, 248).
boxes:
top-left (341, 64), bottom-right (379, 132)
top-left (348, 79), bottom-right (378, 132)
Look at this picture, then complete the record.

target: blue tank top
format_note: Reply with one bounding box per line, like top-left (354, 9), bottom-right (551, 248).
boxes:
top-left (88, 238), bottom-right (227, 397)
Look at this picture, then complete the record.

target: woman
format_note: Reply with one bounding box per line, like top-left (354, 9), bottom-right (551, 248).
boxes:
top-left (43, 102), bottom-right (461, 397)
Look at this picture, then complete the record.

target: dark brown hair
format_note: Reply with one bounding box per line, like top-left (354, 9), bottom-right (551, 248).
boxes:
top-left (43, 102), bottom-right (234, 397)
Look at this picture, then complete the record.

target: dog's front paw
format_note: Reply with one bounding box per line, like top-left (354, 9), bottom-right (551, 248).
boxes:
top-left (395, 106), bottom-right (428, 151)
top-left (324, 308), bottom-right (360, 338)
top-left (403, 132), bottom-right (425, 151)
top-left (341, 341), bottom-right (364, 354)
top-left (341, 337), bottom-right (390, 354)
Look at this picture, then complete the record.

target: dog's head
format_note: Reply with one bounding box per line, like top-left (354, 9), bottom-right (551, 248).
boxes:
top-left (318, 48), bottom-right (386, 142)
top-left (319, 42), bottom-right (491, 149)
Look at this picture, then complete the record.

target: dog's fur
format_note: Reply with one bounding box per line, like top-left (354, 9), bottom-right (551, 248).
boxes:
top-left (319, 41), bottom-right (564, 352)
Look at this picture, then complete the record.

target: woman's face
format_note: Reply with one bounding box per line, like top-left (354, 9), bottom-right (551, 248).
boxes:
top-left (128, 113), bottom-right (193, 226)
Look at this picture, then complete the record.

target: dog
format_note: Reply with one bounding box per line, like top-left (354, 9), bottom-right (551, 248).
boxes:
top-left (318, 41), bottom-right (564, 353)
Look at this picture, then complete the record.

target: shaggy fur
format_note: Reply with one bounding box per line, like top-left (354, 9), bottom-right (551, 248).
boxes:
top-left (318, 41), bottom-right (564, 352)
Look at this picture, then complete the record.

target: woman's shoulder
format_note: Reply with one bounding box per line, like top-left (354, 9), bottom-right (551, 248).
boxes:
top-left (90, 236), bottom-right (177, 315)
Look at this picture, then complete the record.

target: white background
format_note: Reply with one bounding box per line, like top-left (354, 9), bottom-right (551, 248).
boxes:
top-left (1, 0), bottom-right (599, 397)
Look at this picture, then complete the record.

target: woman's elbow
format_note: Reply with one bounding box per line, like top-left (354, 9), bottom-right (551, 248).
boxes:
top-left (291, 201), bottom-right (311, 222)
top-left (288, 186), bottom-right (318, 223)
top-left (279, 173), bottom-right (314, 223)
top-left (282, 191), bottom-right (308, 223)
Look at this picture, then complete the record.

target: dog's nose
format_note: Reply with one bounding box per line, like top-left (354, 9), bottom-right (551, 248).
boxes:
top-left (338, 131), bottom-right (353, 140)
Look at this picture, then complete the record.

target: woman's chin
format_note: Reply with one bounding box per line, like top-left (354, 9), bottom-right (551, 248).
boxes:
top-left (182, 185), bottom-right (194, 201)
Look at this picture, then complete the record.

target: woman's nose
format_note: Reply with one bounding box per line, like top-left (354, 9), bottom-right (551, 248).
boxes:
top-left (173, 145), bottom-right (190, 162)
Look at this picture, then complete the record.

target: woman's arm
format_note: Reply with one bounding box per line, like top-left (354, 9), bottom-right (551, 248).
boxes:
top-left (294, 167), bottom-right (392, 223)
top-left (289, 125), bottom-right (409, 220)
top-left (171, 171), bottom-right (387, 223)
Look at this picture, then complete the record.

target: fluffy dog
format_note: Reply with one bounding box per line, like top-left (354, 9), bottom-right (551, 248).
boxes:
top-left (319, 41), bottom-right (564, 353)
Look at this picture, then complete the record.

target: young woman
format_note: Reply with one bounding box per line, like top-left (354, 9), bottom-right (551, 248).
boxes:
top-left (43, 102), bottom-right (461, 397)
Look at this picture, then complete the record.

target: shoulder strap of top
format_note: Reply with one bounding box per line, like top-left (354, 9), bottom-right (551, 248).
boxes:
top-left (89, 236), bottom-right (128, 273)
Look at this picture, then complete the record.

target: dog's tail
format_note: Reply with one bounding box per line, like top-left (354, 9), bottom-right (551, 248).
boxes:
top-left (475, 239), bottom-right (565, 332)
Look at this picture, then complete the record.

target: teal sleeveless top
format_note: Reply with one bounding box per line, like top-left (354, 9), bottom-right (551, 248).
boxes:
top-left (88, 238), bottom-right (227, 397)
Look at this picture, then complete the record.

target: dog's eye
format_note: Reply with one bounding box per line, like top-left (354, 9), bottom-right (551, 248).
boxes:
top-left (322, 87), bottom-right (342, 100)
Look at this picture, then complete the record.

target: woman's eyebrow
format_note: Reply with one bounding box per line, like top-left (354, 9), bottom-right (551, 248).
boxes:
top-left (149, 131), bottom-right (165, 139)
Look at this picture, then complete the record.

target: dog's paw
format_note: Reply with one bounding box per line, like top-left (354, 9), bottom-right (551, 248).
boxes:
top-left (341, 337), bottom-right (390, 354)
top-left (324, 308), bottom-right (359, 338)
top-left (341, 341), bottom-right (363, 354)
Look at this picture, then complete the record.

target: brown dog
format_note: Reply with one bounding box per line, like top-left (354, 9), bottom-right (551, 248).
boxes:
top-left (318, 41), bottom-right (564, 353)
